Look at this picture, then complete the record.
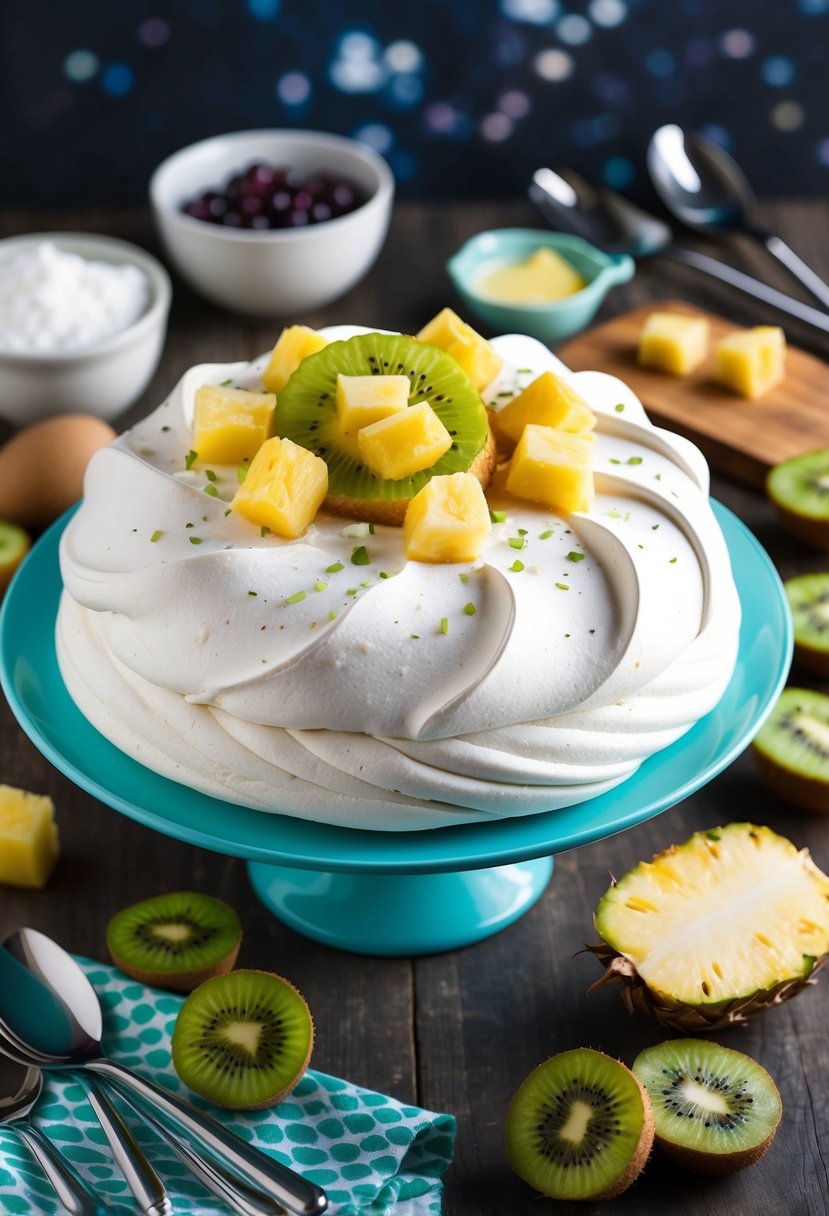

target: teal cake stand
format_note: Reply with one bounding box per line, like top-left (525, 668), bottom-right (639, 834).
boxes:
top-left (0, 505), bottom-right (791, 956)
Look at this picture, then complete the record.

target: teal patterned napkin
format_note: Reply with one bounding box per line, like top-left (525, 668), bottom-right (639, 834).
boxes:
top-left (0, 959), bottom-right (455, 1216)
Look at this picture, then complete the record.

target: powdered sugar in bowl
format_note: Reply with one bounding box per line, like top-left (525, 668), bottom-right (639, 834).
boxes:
top-left (0, 232), bottom-right (171, 425)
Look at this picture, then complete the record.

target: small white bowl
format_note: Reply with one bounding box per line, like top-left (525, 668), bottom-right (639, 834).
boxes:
top-left (149, 128), bottom-right (395, 316)
top-left (0, 232), bottom-right (171, 426)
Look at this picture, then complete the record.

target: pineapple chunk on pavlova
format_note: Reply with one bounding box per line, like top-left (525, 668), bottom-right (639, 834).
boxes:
top-left (56, 326), bottom-right (741, 830)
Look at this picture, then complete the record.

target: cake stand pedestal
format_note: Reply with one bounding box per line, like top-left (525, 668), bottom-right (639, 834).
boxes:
top-left (0, 504), bottom-right (791, 957)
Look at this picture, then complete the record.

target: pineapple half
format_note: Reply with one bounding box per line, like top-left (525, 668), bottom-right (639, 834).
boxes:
top-left (587, 823), bottom-right (829, 1032)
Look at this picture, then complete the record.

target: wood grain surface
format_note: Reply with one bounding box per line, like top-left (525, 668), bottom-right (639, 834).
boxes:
top-left (560, 300), bottom-right (829, 486)
top-left (1, 199), bottom-right (828, 1216)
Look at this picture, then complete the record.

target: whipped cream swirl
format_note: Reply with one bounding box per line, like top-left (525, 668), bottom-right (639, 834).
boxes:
top-left (57, 331), bottom-right (741, 830)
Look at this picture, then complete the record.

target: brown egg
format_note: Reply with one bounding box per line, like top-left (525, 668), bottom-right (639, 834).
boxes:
top-left (0, 414), bottom-right (117, 531)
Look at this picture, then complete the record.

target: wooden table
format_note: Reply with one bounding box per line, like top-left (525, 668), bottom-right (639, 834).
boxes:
top-left (2, 200), bottom-right (828, 1216)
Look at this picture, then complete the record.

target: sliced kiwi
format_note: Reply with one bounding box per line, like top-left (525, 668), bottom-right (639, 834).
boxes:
top-left (505, 1048), bottom-right (653, 1201)
top-left (767, 448), bottom-right (829, 550)
top-left (106, 892), bottom-right (242, 992)
top-left (275, 331), bottom-right (494, 523)
top-left (0, 520), bottom-right (30, 594)
top-left (633, 1039), bottom-right (782, 1175)
top-left (753, 686), bottom-right (829, 812)
top-left (171, 969), bottom-right (313, 1110)
top-left (785, 573), bottom-right (829, 676)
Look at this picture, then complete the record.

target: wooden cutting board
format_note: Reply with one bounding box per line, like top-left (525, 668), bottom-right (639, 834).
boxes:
top-left (558, 301), bottom-right (829, 487)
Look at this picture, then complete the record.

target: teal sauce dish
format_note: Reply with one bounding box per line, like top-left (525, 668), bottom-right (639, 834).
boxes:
top-left (447, 228), bottom-right (634, 345)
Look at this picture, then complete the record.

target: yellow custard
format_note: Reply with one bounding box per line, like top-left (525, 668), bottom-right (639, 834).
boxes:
top-left (477, 247), bottom-right (586, 304)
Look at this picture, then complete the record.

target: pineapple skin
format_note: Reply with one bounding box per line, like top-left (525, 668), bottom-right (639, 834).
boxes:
top-left (587, 822), bottom-right (829, 1031)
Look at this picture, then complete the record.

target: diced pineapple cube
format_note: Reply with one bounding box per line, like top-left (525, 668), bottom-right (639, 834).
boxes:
top-left (336, 374), bottom-right (410, 436)
top-left (417, 308), bottom-right (503, 391)
top-left (0, 784), bottom-right (59, 889)
top-left (506, 425), bottom-right (594, 513)
top-left (358, 401), bottom-right (452, 480)
top-left (494, 371), bottom-right (596, 446)
top-left (715, 326), bottom-right (786, 399)
top-left (232, 437), bottom-right (328, 538)
top-left (193, 385), bottom-right (275, 466)
top-left (638, 312), bottom-right (709, 376)
top-left (404, 473), bottom-right (491, 563)
top-left (262, 325), bottom-right (329, 394)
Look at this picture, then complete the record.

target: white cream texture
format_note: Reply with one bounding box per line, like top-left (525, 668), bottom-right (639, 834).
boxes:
top-left (0, 241), bottom-right (148, 354)
top-left (57, 330), bottom-right (741, 830)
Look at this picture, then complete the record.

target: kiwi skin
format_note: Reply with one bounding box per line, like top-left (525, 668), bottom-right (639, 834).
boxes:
top-left (106, 891), bottom-right (242, 993)
top-left (766, 449), bottom-right (829, 551)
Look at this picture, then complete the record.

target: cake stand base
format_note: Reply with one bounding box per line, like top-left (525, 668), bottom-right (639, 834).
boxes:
top-left (247, 856), bottom-right (555, 955)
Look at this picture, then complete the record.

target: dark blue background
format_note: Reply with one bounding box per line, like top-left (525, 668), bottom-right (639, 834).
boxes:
top-left (2, 0), bottom-right (827, 206)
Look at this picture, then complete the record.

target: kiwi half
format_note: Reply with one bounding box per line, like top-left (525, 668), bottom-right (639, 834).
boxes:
top-left (753, 687), bottom-right (829, 812)
top-left (767, 449), bottom-right (829, 550)
top-left (633, 1039), bottom-right (781, 1175)
top-left (785, 573), bottom-right (829, 676)
top-left (506, 1048), bottom-right (653, 1201)
top-left (0, 520), bottom-right (30, 594)
top-left (171, 969), bottom-right (313, 1110)
top-left (275, 331), bottom-right (495, 524)
top-left (106, 892), bottom-right (241, 992)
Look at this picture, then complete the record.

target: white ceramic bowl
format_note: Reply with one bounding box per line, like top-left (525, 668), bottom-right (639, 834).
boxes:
top-left (0, 232), bottom-right (171, 426)
top-left (149, 129), bottom-right (395, 316)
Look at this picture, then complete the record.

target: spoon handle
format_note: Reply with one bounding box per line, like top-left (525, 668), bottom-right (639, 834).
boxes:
top-left (87, 1058), bottom-right (327, 1216)
top-left (749, 228), bottom-right (829, 312)
top-left (663, 244), bottom-right (829, 337)
top-left (82, 1079), bottom-right (173, 1216)
top-left (17, 1124), bottom-right (106, 1216)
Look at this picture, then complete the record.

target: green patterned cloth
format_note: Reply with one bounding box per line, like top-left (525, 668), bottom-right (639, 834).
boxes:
top-left (0, 959), bottom-right (456, 1215)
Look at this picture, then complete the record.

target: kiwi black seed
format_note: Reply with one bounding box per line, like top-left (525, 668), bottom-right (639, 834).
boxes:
top-left (171, 969), bottom-right (313, 1110)
top-left (633, 1039), bottom-right (782, 1175)
top-left (275, 331), bottom-right (491, 520)
top-left (106, 891), bottom-right (242, 992)
top-left (785, 573), bottom-right (829, 676)
top-left (505, 1048), bottom-right (654, 1201)
top-left (767, 448), bottom-right (829, 550)
top-left (752, 686), bottom-right (829, 813)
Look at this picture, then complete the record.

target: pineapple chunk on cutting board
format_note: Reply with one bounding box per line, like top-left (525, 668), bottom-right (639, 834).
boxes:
top-left (715, 326), bottom-right (786, 399)
top-left (638, 311), bottom-right (709, 376)
top-left (0, 784), bottom-right (59, 888)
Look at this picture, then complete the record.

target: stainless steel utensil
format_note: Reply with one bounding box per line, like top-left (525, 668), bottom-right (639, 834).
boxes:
top-left (0, 1054), bottom-right (104, 1215)
top-left (529, 166), bottom-right (829, 338)
top-left (0, 928), bottom-right (327, 1216)
top-left (647, 124), bottom-right (829, 310)
top-left (83, 1079), bottom-right (173, 1216)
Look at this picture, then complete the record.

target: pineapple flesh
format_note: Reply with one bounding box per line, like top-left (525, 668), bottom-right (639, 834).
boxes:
top-left (0, 784), bottom-right (59, 889)
top-left (232, 436), bottom-right (328, 538)
top-left (494, 371), bottom-right (596, 447)
top-left (505, 425), bottom-right (594, 513)
top-left (404, 472), bottom-right (491, 562)
top-left (336, 374), bottom-right (410, 442)
top-left (262, 325), bottom-right (329, 394)
top-left (593, 823), bottom-right (829, 1024)
top-left (358, 401), bottom-right (452, 480)
top-left (193, 385), bottom-right (275, 466)
top-left (715, 326), bottom-right (786, 399)
top-left (638, 312), bottom-right (709, 376)
top-left (417, 307), bottom-right (503, 391)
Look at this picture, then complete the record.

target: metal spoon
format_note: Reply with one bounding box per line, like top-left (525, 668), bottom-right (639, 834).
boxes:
top-left (0, 1054), bottom-right (104, 1215)
top-left (0, 928), bottom-right (327, 1216)
top-left (647, 124), bottom-right (829, 310)
top-left (529, 166), bottom-right (829, 338)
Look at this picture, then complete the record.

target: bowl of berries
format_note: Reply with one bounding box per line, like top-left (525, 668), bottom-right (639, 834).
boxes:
top-left (149, 129), bottom-right (394, 316)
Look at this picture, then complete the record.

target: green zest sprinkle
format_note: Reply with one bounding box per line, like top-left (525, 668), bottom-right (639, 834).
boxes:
top-left (360, 578), bottom-right (371, 588)
top-left (555, 582), bottom-right (569, 590)
top-left (347, 587), bottom-right (357, 596)
top-left (379, 571), bottom-right (390, 579)
top-left (508, 536), bottom-right (528, 550)
top-left (314, 580), bottom-right (328, 592)
top-left (219, 378), bottom-right (233, 386)
top-left (285, 590), bottom-right (307, 605)
top-left (627, 456), bottom-right (643, 465)
top-left (237, 464), bottom-right (249, 484)
top-left (539, 529), bottom-right (554, 539)
top-left (567, 551), bottom-right (585, 562)
top-left (328, 609), bottom-right (338, 620)
top-left (459, 572), bottom-right (470, 583)
top-left (440, 617), bottom-right (449, 635)
top-left (489, 509), bottom-right (507, 523)
top-left (189, 536), bottom-right (202, 545)
top-left (205, 469), bottom-right (217, 482)
top-left (463, 602), bottom-right (477, 616)
top-left (652, 523), bottom-right (660, 530)
top-left (204, 484), bottom-right (219, 497)
top-left (150, 529), bottom-right (163, 543)
top-left (517, 527), bottom-right (528, 536)
top-left (224, 508), bottom-right (232, 517)
top-left (497, 390), bottom-right (514, 398)
top-left (609, 458), bottom-right (621, 465)
top-left (185, 450), bottom-right (198, 470)
top-left (614, 403), bottom-right (625, 412)
top-left (670, 557), bottom-right (678, 564)
top-left (410, 634), bottom-right (420, 640)
top-left (368, 523), bottom-right (375, 534)
top-left (510, 559), bottom-right (524, 572)
top-left (260, 526), bottom-right (270, 537)
top-left (351, 545), bottom-right (370, 566)
top-left (517, 367), bottom-right (533, 374)
top-left (186, 522), bottom-right (194, 528)
top-left (247, 590), bottom-right (257, 597)
top-left (326, 561), bottom-right (344, 574)
top-left (161, 425), bottom-right (170, 432)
